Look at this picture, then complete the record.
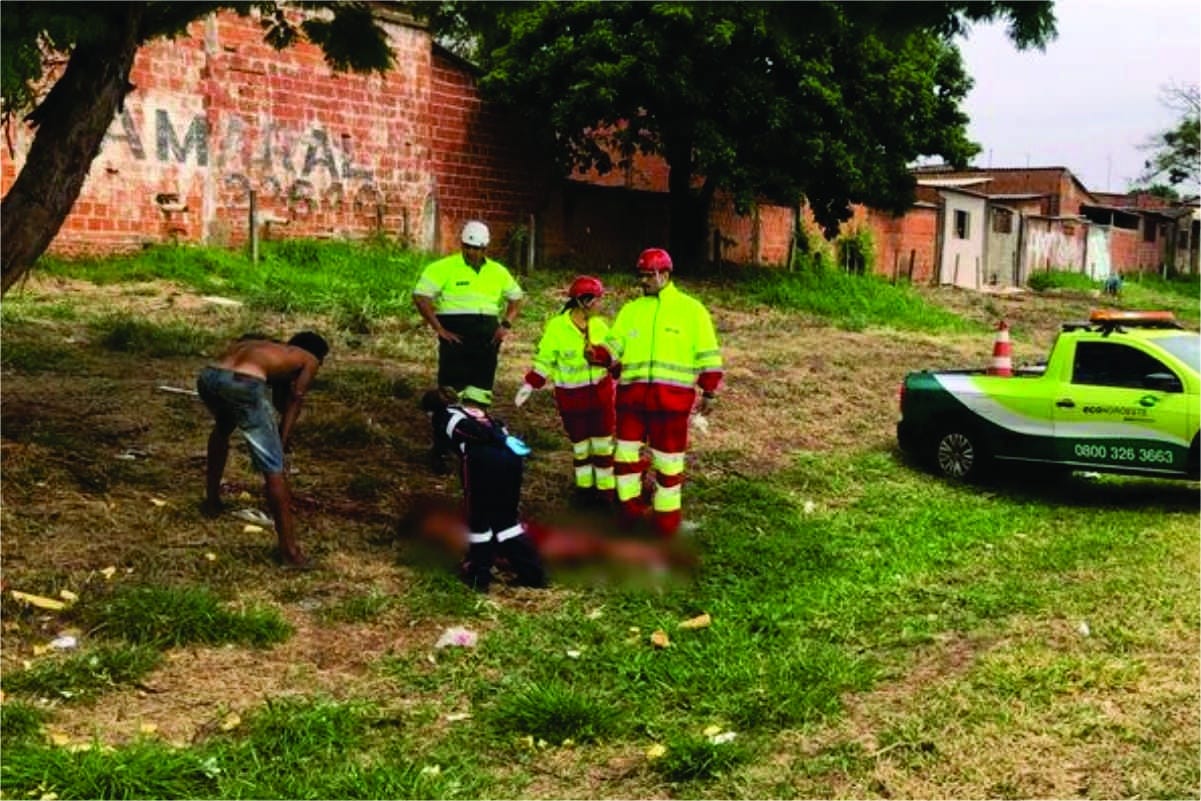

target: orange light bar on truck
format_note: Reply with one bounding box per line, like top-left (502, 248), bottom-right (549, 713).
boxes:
top-left (1089, 310), bottom-right (1177, 324)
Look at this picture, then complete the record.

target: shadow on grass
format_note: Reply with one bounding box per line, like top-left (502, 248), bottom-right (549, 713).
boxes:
top-left (891, 447), bottom-right (1199, 513)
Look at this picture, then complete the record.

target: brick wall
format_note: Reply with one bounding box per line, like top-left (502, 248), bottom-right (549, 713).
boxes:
top-left (1, 12), bottom-right (859, 273)
top-left (536, 182), bottom-right (670, 273)
top-left (708, 193), bottom-right (793, 267)
top-left (428, 48), bottom-right (549, 263)
top-left (865, 206), bottom-right (939, 283)
top-left (2, 11), bottom-right (436, 255)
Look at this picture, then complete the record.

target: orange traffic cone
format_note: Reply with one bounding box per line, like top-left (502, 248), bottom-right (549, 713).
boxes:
top-left (987, 320), bottom-right (1012, 377)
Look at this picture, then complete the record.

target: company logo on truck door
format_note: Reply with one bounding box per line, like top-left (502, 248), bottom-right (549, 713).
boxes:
top-left (1081, 404), bottom-right (1149, 417)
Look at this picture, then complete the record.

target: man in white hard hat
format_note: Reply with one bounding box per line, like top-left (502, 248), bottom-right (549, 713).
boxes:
top-left (413, 220), bottom-right (524, 473)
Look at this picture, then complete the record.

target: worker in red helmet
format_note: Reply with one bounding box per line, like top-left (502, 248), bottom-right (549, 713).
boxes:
top-left (515, 275), bottom-right (617, 506)
top-left (588, 248), bottom-right (723, 538)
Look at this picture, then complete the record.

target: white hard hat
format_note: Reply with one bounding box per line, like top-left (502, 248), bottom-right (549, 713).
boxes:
top-left (461, 220), bottom-right (490, 247)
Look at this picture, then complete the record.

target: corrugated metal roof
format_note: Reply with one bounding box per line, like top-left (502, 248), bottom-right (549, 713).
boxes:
top-left (986, 193), bottom-right (1048, 200)
top-left (917, 177), bottom-right (992, 188)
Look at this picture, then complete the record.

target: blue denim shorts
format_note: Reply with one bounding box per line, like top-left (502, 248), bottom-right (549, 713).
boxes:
top-left (197, 366), bottom-right (285, 474)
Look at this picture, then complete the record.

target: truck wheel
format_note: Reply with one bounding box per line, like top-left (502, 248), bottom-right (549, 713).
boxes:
top-left (1189, 435), bottom-right (1199, 481)
top-left (934, 425), bottom-right (988, 480)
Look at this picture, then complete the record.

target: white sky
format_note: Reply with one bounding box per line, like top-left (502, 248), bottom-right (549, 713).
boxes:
top-left (956, 0), bottom-right (1201, 194)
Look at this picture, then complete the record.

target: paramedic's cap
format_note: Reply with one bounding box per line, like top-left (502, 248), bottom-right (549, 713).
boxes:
top-left (461, 220), bottom-right (490, 248)
top-left (460, 385), bottom-right (493, 406)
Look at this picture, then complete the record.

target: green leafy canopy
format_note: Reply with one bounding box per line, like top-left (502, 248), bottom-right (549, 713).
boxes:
top-left (418, 2), bottom-right (1056, 236)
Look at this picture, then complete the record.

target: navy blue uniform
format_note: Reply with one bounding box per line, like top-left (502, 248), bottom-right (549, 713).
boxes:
top-left (432, 402), bottom-right (546, 591)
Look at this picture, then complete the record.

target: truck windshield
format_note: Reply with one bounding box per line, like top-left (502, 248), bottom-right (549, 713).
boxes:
top-left (1157, 335), bottom-right (1200, 373)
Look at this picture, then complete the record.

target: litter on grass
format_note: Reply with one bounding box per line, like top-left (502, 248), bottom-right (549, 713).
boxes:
top-left (435, 626), bottom-right (478, 649)
top-left (157, 385), bottom-right (199, 397)
top-left (10, 590), bottom-right (67, 611)
top-left (232, 508), bottom-right (274, 525)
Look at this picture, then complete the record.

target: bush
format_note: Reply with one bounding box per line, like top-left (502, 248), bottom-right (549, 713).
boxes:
top-left (742, 264), bottom-right (972, 332)
top-left (1027, 269), bottom-right (1098, 293)
top-left (835, 227), bottom-right (876, 276)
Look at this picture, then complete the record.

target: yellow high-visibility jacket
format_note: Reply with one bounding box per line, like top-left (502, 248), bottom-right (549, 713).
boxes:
top-left (413, 254), bottom-right (522, 316)
top-left (525, 312), bottom-right (612, 391)
top-left (602, 282), bottom-right (722, 413)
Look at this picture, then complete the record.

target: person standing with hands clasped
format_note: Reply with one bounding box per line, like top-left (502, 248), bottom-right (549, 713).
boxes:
top-left (413, 220), bottom-right (523, 473)
top-left (587, 248), bottom-right (723, 538)
top-left (514, 276), bottom-right (617, 506)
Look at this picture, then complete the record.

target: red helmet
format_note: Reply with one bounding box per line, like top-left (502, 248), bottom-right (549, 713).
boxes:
top-left (636, 248), bottom-right (673, 272)
top-left (568, 275), bottom-right (604, 300)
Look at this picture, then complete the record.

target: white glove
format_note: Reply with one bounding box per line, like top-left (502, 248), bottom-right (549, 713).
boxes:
top-left (689, 413), bottom-right (710, 436)
top-left (514, 383), bottom-right (534, 408)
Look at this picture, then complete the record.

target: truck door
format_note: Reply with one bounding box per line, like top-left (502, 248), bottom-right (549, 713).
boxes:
top-left (1052, 340), bottom-right (1192, 474)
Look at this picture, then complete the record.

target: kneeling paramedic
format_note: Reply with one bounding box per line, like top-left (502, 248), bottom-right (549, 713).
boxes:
top-left (420, 386), bottom-right (546, 591)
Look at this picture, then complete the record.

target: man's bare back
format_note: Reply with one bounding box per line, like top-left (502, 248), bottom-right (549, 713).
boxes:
top-left (213, 340), bottom-right (318, 383)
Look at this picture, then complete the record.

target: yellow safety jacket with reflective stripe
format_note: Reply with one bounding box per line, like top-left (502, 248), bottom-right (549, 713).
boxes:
top-left (527, 312), bottom-right (611, 390)
top-left (413, 253), bottom-right (523, 316)
top-left (605, 282), bottom-right (722, 412)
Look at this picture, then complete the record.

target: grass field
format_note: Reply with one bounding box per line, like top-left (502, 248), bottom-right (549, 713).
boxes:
top-left (1, 243), bottom-right (1198, 799)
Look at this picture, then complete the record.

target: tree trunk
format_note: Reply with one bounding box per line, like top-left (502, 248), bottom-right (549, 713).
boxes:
top-left (1, 5), bottom-right (145, 295)
top-left (664, 134), bottom-right (708, 273)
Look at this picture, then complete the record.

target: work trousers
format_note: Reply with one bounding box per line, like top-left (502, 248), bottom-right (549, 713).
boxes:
top-left (436, 314), bottom-right (500, 392)
top-left (459, 444), bottom-right (545, 590)
top-left (556, 383), bottom-right (616, 493)
top-left (432, 314), bottom-right (501, 456)
top-left (613, 408), bottom-right (689, 538)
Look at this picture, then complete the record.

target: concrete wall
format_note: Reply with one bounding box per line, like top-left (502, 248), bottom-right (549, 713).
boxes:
top-left (1084, 225), bottom-right (1111, 280)
top-left (1021, 216), bottom-right (1088, 274)
top-left (937, 191), bottom-right (987, 288)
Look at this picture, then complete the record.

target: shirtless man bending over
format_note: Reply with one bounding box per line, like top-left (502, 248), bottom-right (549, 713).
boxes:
top-left (196, 332), bottom-right (329, 567)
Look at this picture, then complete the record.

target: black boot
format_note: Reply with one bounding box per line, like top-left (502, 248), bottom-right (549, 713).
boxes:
top-left (498, 535), bottom-right (547, 588)
top-left (461, 541), bottom-right (495, 592)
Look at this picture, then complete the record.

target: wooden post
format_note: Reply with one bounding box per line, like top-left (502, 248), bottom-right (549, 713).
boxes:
top-left (788, 204), bottom-right (801, 272)
top-left (909, 249), bottom-right (916, 282)
top-left (527, 212), bottom-right (536, 271)
top-left (248, 190), bottom-right (258, 265)
top-left (751, 203), bottom-right (762, 266)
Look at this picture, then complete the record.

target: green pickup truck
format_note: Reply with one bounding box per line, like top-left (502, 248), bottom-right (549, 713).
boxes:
top-left (897, 311), bottom-right (1200, 481)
